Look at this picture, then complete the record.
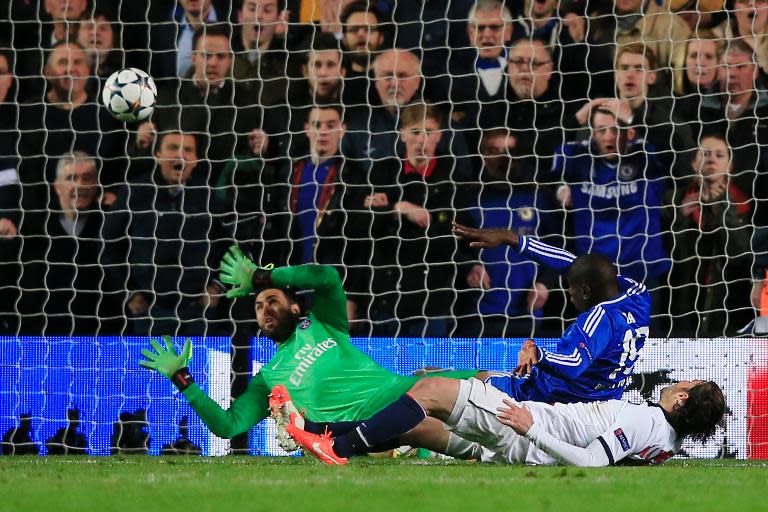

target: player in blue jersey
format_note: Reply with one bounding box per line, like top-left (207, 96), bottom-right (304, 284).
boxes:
top-left (452, 222), bottom-right (650, 404)
top-left (553, 108), bottom-right (670, 283)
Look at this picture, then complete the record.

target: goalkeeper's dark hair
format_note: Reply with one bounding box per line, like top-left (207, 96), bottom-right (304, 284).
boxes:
top-left (256, 285), bottom-right (306, 315)
top-left (671, 381), bottom-right (726, 443)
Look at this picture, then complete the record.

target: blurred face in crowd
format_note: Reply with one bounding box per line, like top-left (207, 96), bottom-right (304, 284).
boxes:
top-left (400, 116), bottom-right (442, 167)
top-left (524, 0), bottom-right (558, 18)
top-left (591, 111), bottom-right (627, 161)
top-left (468, 7), bottom-right (511, 60)
top-left (255, 288), bottom-right (301, 343)
top-left (303, 49), bottom-right (345, 98)
top-left (615, 52), bottom-right (656, 103)
top-left (0, 54), bottom-right (12, 103)
top-left (719, 50), bottom-right (758, 96)
top-left (156, 133), bottom-right (198, 185)
top-left (734, 0), bottom-right (768, 35)
top-left (374, 50), bottom-right (421, 107)
top-left (685, 39), bottom-right (719, 89)
top-left (45, 0), bottom-right (87, 21)
top-left (481, 132), bottom-right (518, 181)
top-left (693, 136), bottom-right (731, 180)
top-left (45, 43), bottom-right (90, 102)
top-left (192, 34), bottom-right (233, 88)
top-left (239, 0), bottom-right (281, 49)
top-left (305, 107), bottom-right (346, 163)
top-left (54, 160), bottom-right (99, 213)
top-left (181, 0), bottom-right (212, 19)
top-left (343, 11), bottom-right (384, 64)
top-left (77, 15), bottom-right (115, 62)
top-left (615, 0), bottom-right (644, 14)
top-left (507, 40), bottom-right (553, 99)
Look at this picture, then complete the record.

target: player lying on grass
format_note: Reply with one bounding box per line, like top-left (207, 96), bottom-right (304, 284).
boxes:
top-left (138, 246), bottom-right (477, 456)
top-left (283, 224), bottom-right (654, 463)
top-left (404, 376), bottom-right (723, 466)
top-left (286, 373), bottom-right (725, 466)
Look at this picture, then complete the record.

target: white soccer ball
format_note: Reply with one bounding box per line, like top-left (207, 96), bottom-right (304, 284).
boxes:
top-left (102, 68), bottom-right (157, 123)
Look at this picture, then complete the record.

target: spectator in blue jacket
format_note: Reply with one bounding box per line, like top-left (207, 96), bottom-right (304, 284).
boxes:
top-left (457, 129), bottom-right (560, 337)
top-left (553, 107), bottom-right (670, 327)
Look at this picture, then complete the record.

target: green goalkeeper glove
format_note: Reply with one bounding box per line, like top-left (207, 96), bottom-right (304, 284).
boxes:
top-left (139, 335), bottom-right (194, 390)
top-left (219, 244), bottom-right (274, 298)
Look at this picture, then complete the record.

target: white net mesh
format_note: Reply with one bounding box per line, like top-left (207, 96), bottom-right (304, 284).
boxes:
top-left (0, 0), bottom-right (766, 456)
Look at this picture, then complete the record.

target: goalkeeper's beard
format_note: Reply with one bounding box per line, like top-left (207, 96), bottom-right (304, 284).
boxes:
top-left (262, 309), bottom-right (302, 344)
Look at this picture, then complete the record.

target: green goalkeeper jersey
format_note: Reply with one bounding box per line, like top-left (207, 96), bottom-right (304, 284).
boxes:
top-left (181, 264), bottom-right (475, 439)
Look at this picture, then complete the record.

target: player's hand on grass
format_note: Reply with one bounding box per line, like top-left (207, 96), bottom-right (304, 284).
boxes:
top-left (497, 399), bottom-right (534, 435)
top-left (453, 222), bottom-right (519, 249)
top-left (514, 339), bottom-right (539, 376)
top-left (139, 335), bottom-right (192, 379)
top-left (219, 245), bottom-right (273, 298)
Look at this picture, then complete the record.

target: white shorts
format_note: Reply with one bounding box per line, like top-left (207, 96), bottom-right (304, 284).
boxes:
top-left (446, 378), bottom-right (531, 464)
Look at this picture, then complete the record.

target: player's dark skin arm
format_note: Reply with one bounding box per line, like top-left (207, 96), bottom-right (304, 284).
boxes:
top-left (452, 222), bottom-right (519, 249)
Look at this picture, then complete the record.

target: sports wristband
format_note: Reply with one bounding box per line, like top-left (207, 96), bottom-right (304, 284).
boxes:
top-left (251, 268), bottom-right (273, 289)
top-left (171, 367), bottom-right (195, 391)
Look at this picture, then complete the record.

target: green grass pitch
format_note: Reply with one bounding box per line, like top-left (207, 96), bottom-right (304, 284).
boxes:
top-left (1, 456), bottom-right (767, 512)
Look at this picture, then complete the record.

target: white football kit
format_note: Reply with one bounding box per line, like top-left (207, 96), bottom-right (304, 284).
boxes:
top-left (447, 378), bottom-right (682, 466)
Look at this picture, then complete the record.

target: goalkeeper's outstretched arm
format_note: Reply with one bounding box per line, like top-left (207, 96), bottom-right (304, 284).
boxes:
top-left (138, 336), bottom-right (269, 439)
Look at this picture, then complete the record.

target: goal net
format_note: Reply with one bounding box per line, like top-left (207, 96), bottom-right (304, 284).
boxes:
top-left (0, 0), bottom-right (766, 456)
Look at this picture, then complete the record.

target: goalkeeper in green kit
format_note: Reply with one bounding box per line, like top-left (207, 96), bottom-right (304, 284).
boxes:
top-left (139, 245), bottom-right (478, 464)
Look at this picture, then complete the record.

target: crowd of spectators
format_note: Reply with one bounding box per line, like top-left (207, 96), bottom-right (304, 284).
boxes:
top-left (0, 0), bottom-right (765, 340)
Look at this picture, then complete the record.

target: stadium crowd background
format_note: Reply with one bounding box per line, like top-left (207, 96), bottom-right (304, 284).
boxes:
top-left (0, 0), bottom-right (767, 346)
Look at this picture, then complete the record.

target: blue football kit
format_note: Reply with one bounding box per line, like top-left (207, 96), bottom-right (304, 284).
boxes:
top-left (488, 236), bottom-right (651, 403)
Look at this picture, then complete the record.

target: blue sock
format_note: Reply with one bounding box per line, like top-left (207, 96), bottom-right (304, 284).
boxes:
top-left (331, 394), bottom-right (426, 458)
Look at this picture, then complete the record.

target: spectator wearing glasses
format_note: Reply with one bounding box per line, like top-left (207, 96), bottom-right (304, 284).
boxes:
top-left (509, 0), bottom-right (591, 102)
top-left (505, 38), bottom-right (578, 182)
top-left (448, 0), bottom-right (513, 153)
top-left (342, 48), bottom-right (473, 180)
